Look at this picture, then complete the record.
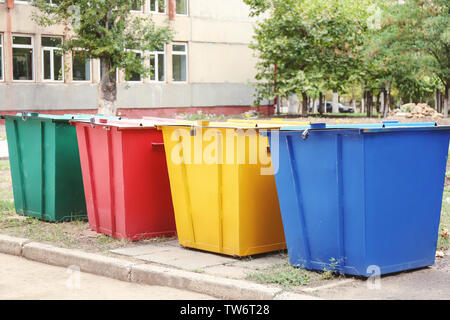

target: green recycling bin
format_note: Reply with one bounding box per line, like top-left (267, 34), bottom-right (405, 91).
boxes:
top-left (1, 112), bottom-right (87, 222)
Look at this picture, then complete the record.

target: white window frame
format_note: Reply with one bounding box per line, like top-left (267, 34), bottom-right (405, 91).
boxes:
top-left (71, 49), bottom-right (92, 82)
top-left (14, 0), bottom-right (32, 4)
top-left (41, 36), bottom-right (64, 82)
top-left (131, 0), bottom-right (144, 12)
top-left (125, 49), bottom-right (144, 83)
top-left (172, 42), bottom-right (188, 83)
top-left (149, 0), bottom-right (167, 14)
top-left (175, 0), bottom-right (189, 16)
top-left (12, 34), bottom-right (34, 82)
top-left (149, 45), bottom-right (165, 82)
top-left (0, 34), bottom-right (4, 82)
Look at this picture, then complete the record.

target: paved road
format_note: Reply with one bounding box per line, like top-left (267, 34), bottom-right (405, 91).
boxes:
top-left (313, 254), bottom-right (450, 300)
top-left (0, 253), bottom-right (215, 300)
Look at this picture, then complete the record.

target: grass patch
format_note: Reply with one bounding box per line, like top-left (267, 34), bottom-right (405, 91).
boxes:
top-left (438, 186), bottom-right (450, 251)
top-left (246, 262), bottom-right (311, 288)
top-left (0, 160), bottom-right (10, 171)
top-left (0, 199), bottom-right (14, 211)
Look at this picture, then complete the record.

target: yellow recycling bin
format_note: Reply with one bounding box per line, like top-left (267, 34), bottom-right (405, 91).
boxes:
top-left (159, 121), bottom-right (286, 257)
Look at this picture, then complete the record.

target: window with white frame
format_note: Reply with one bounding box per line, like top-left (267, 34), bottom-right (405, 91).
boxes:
top-left (12, 35), bottom-right (34, 81)
top-left (150, 0), bottom-right (166, 13)
top-left (176, 0), bottom-right (188, 15)
top-left (72, 50), bottom-right (91, 81)
top-left (42, 36), bottom-right (63, 81)
top-left (149, 46), bottom-right (165, 81)
top-left (172, 43), bottom-right (187, 82)
top-left (131, 0), bottom-right (143, 12)
top-left (125, 50), bottom-right (143, 82)
top-left (0, 34), bottom-right (3, 81)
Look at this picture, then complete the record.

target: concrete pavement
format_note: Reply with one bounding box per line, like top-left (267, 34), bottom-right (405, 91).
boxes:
top-left (313, 254), bottom-right (450, 300)
top-left (0, 253), bottom-right (215, 300)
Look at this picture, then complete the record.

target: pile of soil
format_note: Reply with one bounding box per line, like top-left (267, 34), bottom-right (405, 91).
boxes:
top-left (391, 103), bottom-right (443, 119)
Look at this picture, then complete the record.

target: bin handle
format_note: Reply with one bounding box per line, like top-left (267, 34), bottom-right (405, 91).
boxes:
top-left (21, 112), bottom-right (29, 122)
top-left (302, 129), bottom-right (310, 140)
top-left (152, 142), bottom-right (165, 150)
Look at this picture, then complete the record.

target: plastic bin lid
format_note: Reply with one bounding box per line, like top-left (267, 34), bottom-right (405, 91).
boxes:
top-left (70, 117), bottom-right (177, 129)
top-left (0, 112), bottom-right (95, 122)
top-left (279, 121), bottom-right (439, 131)
top-left (158, 120), bottom-right (283, 130)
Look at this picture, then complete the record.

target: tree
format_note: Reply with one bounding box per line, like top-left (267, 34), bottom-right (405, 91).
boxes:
top-left (32, 0), bottom-right (173, 115)
top-left (244, 0), bottom-right (371, 116)
top-left (376, 0), bottom-right (449, 116)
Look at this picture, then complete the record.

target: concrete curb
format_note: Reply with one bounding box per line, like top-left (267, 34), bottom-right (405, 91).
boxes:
top-left (0, 234), bottom-right (30, 256)
top-left (131, 263), bottom-right (282, 300)
top-left (22, 242), bottom-right (135, 282)
top-left (0, 235), bottom-right (320, 300)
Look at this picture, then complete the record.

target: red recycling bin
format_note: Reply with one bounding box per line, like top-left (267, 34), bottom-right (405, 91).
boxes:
top-left (71, 118), bottom-right (176, 240)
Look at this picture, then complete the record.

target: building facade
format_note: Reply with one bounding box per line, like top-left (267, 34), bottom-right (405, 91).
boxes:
top-left (0, 0), bottom-right (273, 117)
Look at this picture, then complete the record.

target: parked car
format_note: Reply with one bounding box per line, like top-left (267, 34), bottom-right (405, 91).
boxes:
top-left (309, 102), bottom-right (355, 113)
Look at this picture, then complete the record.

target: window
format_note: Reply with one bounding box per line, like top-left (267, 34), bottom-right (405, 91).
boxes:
top-left (72, 50), bottom-right (91, 81)
top-left (176, 0), bottom-right (188, 15)
top-left (41, 36), bottom-right (63, 81)
top-left (125, 51), bottom-right (143, 82)
top-left (172, 43), bottom-right (187, 82)
top-left (149, 46), bottom-right (165, 82)
top-left (131, 0), bottom-right (143, 12)
top-left (0, 34), bottom-right (3, 81)
top-left (150, 0), bottom-right (166, 13)
top-left (12, 35), bottom-right (33, 81)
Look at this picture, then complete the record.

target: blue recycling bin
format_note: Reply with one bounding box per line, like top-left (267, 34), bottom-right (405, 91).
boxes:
top-left (266, 123), bottom-right (450, 276)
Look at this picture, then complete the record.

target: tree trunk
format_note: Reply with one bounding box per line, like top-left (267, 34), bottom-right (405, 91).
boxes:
top-left (376, 92), bottom-right (381, 114)
top-left (313, 98), bottom-right (319, 113)
top-left (332, 92), bottom-right (339, 113)
top-left (318, 92), bottom-right (323, 115)
top-left (275, 95), bottom-right (281, 115)
top-left (435, 89), bottom-right (440, 111)
top-left (287, 94), bottom-right (299, 115)
top-left (445, 84), bottom-right (449, 118)
top-left (98, 58), bottom-right (117, 116)
top-left (367, 91), bottom-right (372, 118)
top-left (361, 90), bottom-right (365, 113)
top-left (380, 88), bottom-right (386, 115)
top-left (301, 92), bottom-right (308, 117)
top-left (383, 86), bottom-right (390, 118)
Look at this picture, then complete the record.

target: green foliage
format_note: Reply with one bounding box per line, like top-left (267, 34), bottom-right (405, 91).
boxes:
top-left (32, 0), bottom-right (173, 81)
top-left (245, 0), bottom-right (449, 111)
top-left (244, 0), bottom-right (371, 106)
top-left (363, 0), bottom-right (449, 103)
